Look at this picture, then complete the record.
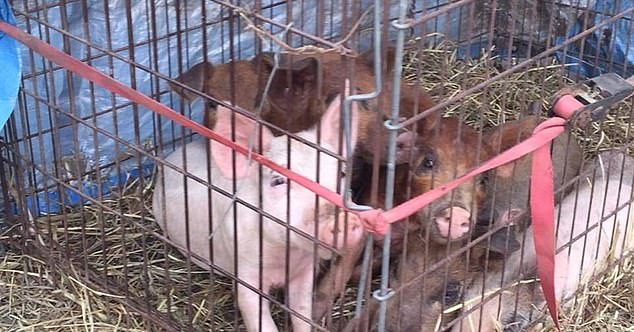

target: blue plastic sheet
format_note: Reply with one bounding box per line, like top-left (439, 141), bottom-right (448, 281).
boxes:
top-left (20, 162), bottom-right (155, 215)
top-left (555, 1), bottom-right (634, 78)
top-left (0, 0), bottom-right (21, 130)
top-left (4, 1), bottom-right (634, 216)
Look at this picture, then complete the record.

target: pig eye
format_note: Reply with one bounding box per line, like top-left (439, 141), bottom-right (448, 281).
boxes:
top-left (415, 151), bottom-right (436, 174)
top-left (270, 174), bottom-right (287, 187)
top-left (206, 99), bottom-right (218, 109)
top-left (424, 158), bottom-right (434, 168)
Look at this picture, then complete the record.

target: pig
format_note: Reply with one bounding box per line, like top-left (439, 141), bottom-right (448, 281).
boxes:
top-left (340, 241), bottom-right (486, 332)
top-left (452, 150), bottom-right (634, 332)
top-left (152, 92), bottom-right (366, 332)
top-left (474, 115), bottom-right (584, 255)
top-left (383, 116), bottom-right (583, 332)
top-left (270, 47), bottom-right (437, 170)
top-left (336, 116), bottom-right (583, 331)
top-left (361, 117), bottom-right (487, 244)
top-left (167, 54), bottom-right (321, 134)
top-left (330, 117), bottom-right (490, 331)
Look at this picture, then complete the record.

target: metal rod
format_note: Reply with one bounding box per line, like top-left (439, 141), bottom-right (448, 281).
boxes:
top-left (375, 1), bottom-right (410, 331)
top-left (391, 0), bottom-right (476, 30)
top-left (354, 235), bottom-right (375, 317)
top-left (346, 0), bottom-right (384, 319)
top-left (210, 0), bottom-right (353, 52)
top-left (343, 0), bottom-right (383, 213)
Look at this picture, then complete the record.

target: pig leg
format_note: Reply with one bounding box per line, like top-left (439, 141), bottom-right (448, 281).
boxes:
top-left (236, 276), bottom-right (278, 332)
top-left (315, 221), bottom-right (411, 321)
top-left (313, 234), bottom-right (368, 322)
top-left (288, 260), bottom-right (315, 332)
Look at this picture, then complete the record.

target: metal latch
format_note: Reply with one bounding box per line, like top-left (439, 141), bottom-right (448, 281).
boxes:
top-left (550, 73), bottom-right (634, 128)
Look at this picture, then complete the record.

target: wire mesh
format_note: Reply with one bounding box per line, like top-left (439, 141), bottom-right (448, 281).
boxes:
top-left (0, 1), bottom-right (633, 331)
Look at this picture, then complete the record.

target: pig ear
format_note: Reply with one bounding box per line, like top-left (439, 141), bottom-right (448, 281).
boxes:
top-left (393, 131), bottom-right (419, 164)
top-left (168, 61), bottom-right (214, 101)
top-left (319, 80), bottom-right (359, 158)
top-left (266, 56), bottom-right (319, 98)
top-left (484, 115), bottom-right (540, 159)
top-left (211, 104), bottom-right (272, 178)
top-left (259, 53), bottom-right (319, 81)
top-left (265, 53), bottom-right (319, 75)
top-left (254, 52), bottom-right (275, 67)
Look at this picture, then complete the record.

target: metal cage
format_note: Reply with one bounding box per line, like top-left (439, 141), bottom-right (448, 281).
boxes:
top-left (1, 1), bottom-right (634, 331)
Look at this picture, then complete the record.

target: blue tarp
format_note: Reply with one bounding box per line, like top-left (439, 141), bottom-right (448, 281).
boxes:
top-left (555, 1), bottom-right (634, 78)
top-left (3, 1), bottom-right (634, 216)
top-left (0, 0), bottom-right (20, 130)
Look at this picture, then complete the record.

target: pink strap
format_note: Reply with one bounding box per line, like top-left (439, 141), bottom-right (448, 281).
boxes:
top-left (553, 94), bottom-right (584, 119)
top-left (531, 125), bottom-right (561, 330)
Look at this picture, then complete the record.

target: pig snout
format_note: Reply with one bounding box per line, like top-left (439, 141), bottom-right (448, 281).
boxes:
top-left (318, 212), bottom-right (364, 259)
top-left (434, 206), bottom-right (472, 240)
top-left (498, 208), bottom-right (524, 226)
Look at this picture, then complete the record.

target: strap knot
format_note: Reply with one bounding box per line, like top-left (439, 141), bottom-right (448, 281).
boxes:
top-left (358, 209), bottom-right (389, 235)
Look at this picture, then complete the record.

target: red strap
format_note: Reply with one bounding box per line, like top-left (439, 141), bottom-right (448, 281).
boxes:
top-left (553, 95), bottom-right (584, 119)
top-left (531, 125), bottom-right (561, 330)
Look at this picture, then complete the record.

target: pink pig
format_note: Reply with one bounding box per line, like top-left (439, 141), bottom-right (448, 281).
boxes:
top-left (453, 151), bottom-right (634, 332)
top-left (152, 90), bottom-right (365, 332)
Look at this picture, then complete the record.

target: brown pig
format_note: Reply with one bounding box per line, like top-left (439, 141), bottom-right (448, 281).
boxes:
top-left (167, 54), bottom-right (321, 134)
top-left (329, 117), bottom-right (489, 331)
top-left (336, 115), bottom-right (583, 331)
top-left (255, 51), bottom-right (429, 166)
top-left (363, 118), bottom-right (488, 244)
top-left (453, 150), bottom-right (634, 332)
top-left (167, 49), bottom-right (436, 165)
top-left (362, 116), bottom-right (583, 331)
